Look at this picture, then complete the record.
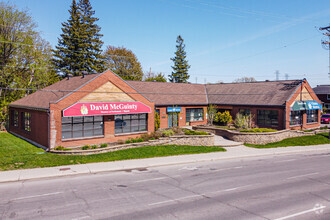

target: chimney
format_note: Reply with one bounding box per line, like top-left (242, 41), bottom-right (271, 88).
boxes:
top-left (82, 71), bottom-right (87, 78)
top-left (67, 73), bottom-right (73, 80)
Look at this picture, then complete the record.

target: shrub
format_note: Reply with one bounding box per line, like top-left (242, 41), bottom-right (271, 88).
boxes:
top-left (54, 146), bottom-right (64, 150)
top-left (155, 112), bottom-right (160, 130)
top-left (117, 139), bottom-right (125, 145)
top-left (91, 144), bottom-right (98, 149)
top-left (125, 140), bottom-right (132, 144)
top-left (100, 143), bottom-right (108, 148)
top-left (321, 126), bottom-right (328, 130)
top-left (214, 111), bottom-right (232, 126)
top-left (140, 133), bottom-right (151, 141)
top-left (184, 130), bottom-right (209, 135)
top-left (234, 113), bottom-right (255, 129)
top-left (240, 128), bottom-right (277, 133)
top-left (162, 129), bottom-right (174, 137)
top-left (81, 145), bottom-right (91, 150)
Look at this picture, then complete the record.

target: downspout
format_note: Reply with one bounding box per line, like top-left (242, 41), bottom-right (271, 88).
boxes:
top-left (284, 101), bottom-right (287, 130)
top-left (47, 109), bottom-right (50, 152)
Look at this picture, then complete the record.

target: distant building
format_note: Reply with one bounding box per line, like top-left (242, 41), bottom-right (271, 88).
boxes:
top-left (313, 85), bottom-right (330, 110)
top-left (8, 70), bottom-right (322, 150)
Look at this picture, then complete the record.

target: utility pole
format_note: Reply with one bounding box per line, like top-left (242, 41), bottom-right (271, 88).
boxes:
top-left (320, 25), bottom-right (330, 79)
top-left (275, 70), bottom-right (280, 81)
top-left (285, 73), bottom-right (289, 80)
top-left (319, 25), bottom-right (330, 139)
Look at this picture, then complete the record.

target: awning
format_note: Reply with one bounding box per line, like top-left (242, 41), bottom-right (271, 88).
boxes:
top-left (291, 101), bottom-right (322, 111)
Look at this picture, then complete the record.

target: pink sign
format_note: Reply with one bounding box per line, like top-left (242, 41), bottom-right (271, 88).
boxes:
top-left (63, 102), bottom-right (152, 117)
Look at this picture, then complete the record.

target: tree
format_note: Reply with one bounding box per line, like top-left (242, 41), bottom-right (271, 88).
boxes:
top-left (233, 77), bottom-right (257, 83)
top-left (0, 2), bottom-right (59, 125)
top-left (52, 0), bottom-right (106, 76)
top-left (144, 71), bottom-right (167, 82)
top-left (207, 105), bottom-right (217, 125)
top-left (103, 46), bottom-right (143, 81)
top-left (169, 35), bottom-right (190, 83)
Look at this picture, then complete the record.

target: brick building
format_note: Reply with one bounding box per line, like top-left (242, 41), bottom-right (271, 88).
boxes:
top-left (312, 85), bottom-right (330, 110)
top-left (8, 70), bottom-right (321, 150)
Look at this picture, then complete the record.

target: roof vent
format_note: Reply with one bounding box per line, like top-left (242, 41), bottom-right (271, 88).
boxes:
top-left (82, 71), bottom-right (88, 78)
top-left (67, 73), bottom-right (73, 80)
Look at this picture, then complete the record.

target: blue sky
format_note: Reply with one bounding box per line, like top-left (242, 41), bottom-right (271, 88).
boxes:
top-left (8, 0), bottom-right (330, 87)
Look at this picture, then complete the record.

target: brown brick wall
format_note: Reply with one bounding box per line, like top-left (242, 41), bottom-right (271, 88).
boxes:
top-left (9, 107), bottom-right (49, 148)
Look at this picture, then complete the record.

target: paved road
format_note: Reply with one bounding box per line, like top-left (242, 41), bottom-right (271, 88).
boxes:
top-left (1, 151), bottom-right (330, 220)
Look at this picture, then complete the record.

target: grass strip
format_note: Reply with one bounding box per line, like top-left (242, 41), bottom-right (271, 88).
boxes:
top-left (245, 132), bottom-right (330, 148)
top-left (0, 133), bottom-right (225, 171)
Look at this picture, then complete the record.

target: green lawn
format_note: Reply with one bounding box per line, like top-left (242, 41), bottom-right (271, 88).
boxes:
top-left (245, 132), bottom-right (330, 148)
top-left (0, 132), bottom-right (226, 171)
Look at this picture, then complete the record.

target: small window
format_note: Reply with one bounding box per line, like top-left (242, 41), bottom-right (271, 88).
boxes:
top-left (239, 109), bottom-right (250, 116)
top-left (186, 108), bottom-right (204, 122)
top-left (21, 112), bottom-right (31, 132)
top-left (327, 94), bottom-right (330, 100)
top-left (11, 110), bottom-right (19, 127)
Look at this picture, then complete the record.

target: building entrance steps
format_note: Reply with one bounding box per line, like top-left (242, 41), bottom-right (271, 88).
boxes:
top-left (214, 135), bottom-right (243, 147)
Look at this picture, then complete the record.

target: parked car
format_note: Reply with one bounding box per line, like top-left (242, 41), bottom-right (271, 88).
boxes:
top-left (321, 114), bottom-right (330, 124)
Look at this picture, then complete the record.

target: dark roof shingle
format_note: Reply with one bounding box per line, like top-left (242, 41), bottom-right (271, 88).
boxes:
top-left (10, 74), bottom-right (101, 109)
top-left (127, 81), bottom-right (208, 105)
top-left (313, 85), bottom-right (330, 94)
top-left (206, 80), bottom-right (301, 106)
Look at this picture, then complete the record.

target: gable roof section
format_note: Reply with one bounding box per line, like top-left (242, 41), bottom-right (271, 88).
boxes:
top-left (127, 81), bottom-right (208, 106)
top-left (9, 73), bottom-right (102, 109)
top-left (313, 85), bottom-right (330, 94)
top-left (206, 80), bottom-right (302, 106)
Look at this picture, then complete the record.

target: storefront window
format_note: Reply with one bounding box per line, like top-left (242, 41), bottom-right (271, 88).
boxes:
top-left (307, 110), bottom-right (318, 123)
top-left (62, 116), bottom-right (103, 139)
top-left (290, 111), bottom-right (302, 126)
top-left (186, 108), bottom-right (203, 122)
top-left (115, 114), bottom-right (147, 134)
top-left (21, 112), bottom-right (31, 132)
top-left (257, 110), bottom-right (278, 126)
top-left (12, 110), bottom-right (19, 127)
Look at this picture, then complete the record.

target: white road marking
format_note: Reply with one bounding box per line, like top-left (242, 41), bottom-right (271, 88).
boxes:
top-left (135, 177), bottom-right (168, 183)
top-left (287, 172), bottom-right (319, 180)
top-left (274, 205), bottom-right (326, 220)
top-left (72, 216), bottom-right (91, 220)
top-left (12, 192), bottom-right (63, 201)
top-left (275, 159), bottom-right (297, 163)
top-left (149, 194), bottom-right (203, 206)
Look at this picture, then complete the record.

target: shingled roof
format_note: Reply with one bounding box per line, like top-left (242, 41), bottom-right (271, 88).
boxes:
top-left (127, 81), bottom-right (208, 106)
top-left (9, 73), bottom-right (303, 110)
top-left (313, 85), bottom-right (330, 94)
top-left (9, 73), bottom-right (102, 110)
top-left (206, 80), bottom-right (302, 106)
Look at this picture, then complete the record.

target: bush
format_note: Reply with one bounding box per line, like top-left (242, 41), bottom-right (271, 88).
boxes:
top-left (234, 113), bottom-right (254, 129)
top-left (117, 139), bottom-right (125, 145)
top-left (214, 111), bottom-right (232, 126)
top-left (321, 126), bottom-right (328, 130)
top-left (155, 112), bottom-right (160, 130)
top-left (82, 145), bottom-right (91, 150)
top-left (100, 143), bottom-right (108, 148)
top-left (162, 129), bottom-right (174, 137)
top-left (54, 146), bottom-right (64, 150)
top-left (91, 144), bottom-right (98, 149)
top-left (125, 140), bottom-right (132, 144)
top-left (184, 130), bottom-right (209, 135)
top-left (240, 128), bottom-right (277, 133)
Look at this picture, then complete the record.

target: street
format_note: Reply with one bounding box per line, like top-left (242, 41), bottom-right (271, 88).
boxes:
top-left (1, 151), bottom-right (330, 220)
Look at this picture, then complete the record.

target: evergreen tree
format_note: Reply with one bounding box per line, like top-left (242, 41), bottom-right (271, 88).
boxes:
top-left (52, 0), bottom-right (105, 76)
top-left (169, 35), bottom-right (190, 83)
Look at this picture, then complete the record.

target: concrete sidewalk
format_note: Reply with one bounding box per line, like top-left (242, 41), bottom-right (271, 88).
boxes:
top-left (1, 144), bottom-right (330, 183)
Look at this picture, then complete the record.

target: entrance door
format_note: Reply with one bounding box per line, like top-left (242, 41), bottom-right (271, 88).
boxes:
top-left (168, 113), bottom-right (178, 128)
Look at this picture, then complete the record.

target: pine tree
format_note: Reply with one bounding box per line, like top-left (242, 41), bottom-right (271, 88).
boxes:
top-left (52, 0), bottom-right (106, 76)
top-left (169, 35), bottom-right (190, 83)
